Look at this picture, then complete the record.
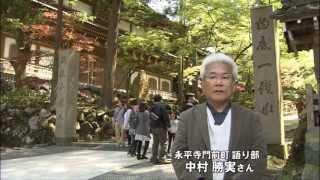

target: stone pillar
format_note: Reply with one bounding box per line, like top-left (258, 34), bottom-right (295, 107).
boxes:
top-left (55, 49), bottom-right (80, 146)
top-left (251, 6), bottom-right (287, 158)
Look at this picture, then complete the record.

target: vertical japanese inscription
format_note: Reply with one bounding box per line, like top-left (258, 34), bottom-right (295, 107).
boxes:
top-left (251, 6), bottom-right (284, 144)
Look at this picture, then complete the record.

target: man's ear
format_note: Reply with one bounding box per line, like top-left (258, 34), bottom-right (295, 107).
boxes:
top-left (200, 78), bottom-right (204, 89)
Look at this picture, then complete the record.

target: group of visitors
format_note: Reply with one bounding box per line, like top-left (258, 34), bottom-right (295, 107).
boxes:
top-left (112, 52), bottom-right (268, 179)
top-left (111, 95), bottom-right (181, 164)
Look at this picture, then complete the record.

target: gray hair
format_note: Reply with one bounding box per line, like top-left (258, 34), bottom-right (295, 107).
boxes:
top-left (199, 53), bottom-right (238, 81)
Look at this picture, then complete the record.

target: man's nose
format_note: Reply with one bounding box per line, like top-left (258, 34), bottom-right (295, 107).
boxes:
top-left (215, 78), bottom-right (224, 85)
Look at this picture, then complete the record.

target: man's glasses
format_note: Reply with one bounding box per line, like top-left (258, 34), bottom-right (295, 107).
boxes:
top-left (204, 73), bottom-right (234, 82)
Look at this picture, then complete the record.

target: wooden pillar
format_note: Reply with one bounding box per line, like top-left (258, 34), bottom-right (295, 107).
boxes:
top-left (178, 56), bottom-right (185, 106)
top-left (302, 85), bottom-right (320, 180)
top-left (313, 22), bottom-right (320, 96)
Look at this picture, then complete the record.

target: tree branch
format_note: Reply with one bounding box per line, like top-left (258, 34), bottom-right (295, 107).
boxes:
top-left (234, 42), bottom-right (252, 62)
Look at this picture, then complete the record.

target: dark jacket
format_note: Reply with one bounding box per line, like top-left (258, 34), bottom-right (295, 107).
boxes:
top-left (129, 110), bottom-right (137, 130)
top-left (149, 102), bottom-right (170, 129)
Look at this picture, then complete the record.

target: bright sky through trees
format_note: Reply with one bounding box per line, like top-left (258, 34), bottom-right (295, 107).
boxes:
top-left (148, 0), bottom-right (170, 14)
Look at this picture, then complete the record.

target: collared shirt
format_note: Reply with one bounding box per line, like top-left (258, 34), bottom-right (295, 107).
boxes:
top-left (207, 102), bottom-right (231, 125)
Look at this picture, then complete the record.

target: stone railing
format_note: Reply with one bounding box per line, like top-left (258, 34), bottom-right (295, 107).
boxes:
top-left (0, 58), bottom-right (52, 80)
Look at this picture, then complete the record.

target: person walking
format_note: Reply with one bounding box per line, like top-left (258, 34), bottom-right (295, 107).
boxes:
top-left (167, 111), bottom-right (178, 156)
top-left (112, 100), bottom-right (125, 147)
top-left (127, 100), bottom-right (139, 157)
top-left (124, 99), bottom-right (137, 151)
top-left (149, 95), bottom-right (170, 164)
top-left (135, 101), bottom-right (151, 160)
top-left (181, 95), bottom-right (199, 112)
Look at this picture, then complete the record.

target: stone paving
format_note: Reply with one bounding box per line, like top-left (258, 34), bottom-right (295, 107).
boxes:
top-left (91, 161), bottom-right (176, 180)
top-left (1, 141), bottom-right (285, 180)
top-left (0, 143), bottom-right (176, 180)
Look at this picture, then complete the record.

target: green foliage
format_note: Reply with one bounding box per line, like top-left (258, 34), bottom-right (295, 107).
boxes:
top-left (1, 18), bottom-right (24, 31)
top-left (123, 0), bottom-right (182, 31)
top-left (280, 50), bottom-right (316, 101)
top-left (173, 0), bottom-right (252, 56)
top-left (69, 11), bottom-right (96, 23)
top-left (56, 0), bottom-right (96, 23)
top-left (0, 89), bottom-right (52, 147)
top-left (279, 119), bottom-right (307, 179)
top-left (184, 65), bottom-right (200, 82)
top-left (1, 89), bottom-right (49, 109)
top-left (95, 0), bottom-right (112, 17)
top-left (1, 0), bottom-right (42, 33)
top-left (119, 29), bottom-right (172, 53)
top-left (233, 91), bottom-right (255, 109)
top-left (2, 0), bottom-right (316, 110)
top-left (164, 0), bottom-right (316, 108)
top-left (67, 0), bottom-right (79, 7)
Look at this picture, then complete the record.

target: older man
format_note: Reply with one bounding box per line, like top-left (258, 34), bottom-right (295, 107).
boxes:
top-left (172, 53), bottom-right (267, 180)
top-left (112, 100), bottom-right (125, 147)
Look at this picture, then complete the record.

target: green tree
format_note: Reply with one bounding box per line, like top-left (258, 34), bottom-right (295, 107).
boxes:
top-left (1, 0), bottom-right (42, 88)
top-left (99, 0), bottom-right (180, 107)
top-left (101, 0), bottom-right (121, 108)
top-left (153, 0), bottom-right (316, 111)
top-left (1, 0), bottom-right (96, 91)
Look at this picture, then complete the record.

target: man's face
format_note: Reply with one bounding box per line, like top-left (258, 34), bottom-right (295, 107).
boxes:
top-left (201, 62), bottom-right (236, 104)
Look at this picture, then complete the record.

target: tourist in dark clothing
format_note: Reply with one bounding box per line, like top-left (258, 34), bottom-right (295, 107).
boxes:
top-left (181, 96), bottom-right (199, 112)
top-left (149, 95), bottom-right (170, 164)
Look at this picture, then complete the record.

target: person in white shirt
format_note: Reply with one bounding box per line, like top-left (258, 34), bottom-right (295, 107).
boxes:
top-left (124, 99), bottom-right (138, 156)
top-left (123, 99), bottom-right (137, 148)
top-left (167, 111), bottom-right (178, 154)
